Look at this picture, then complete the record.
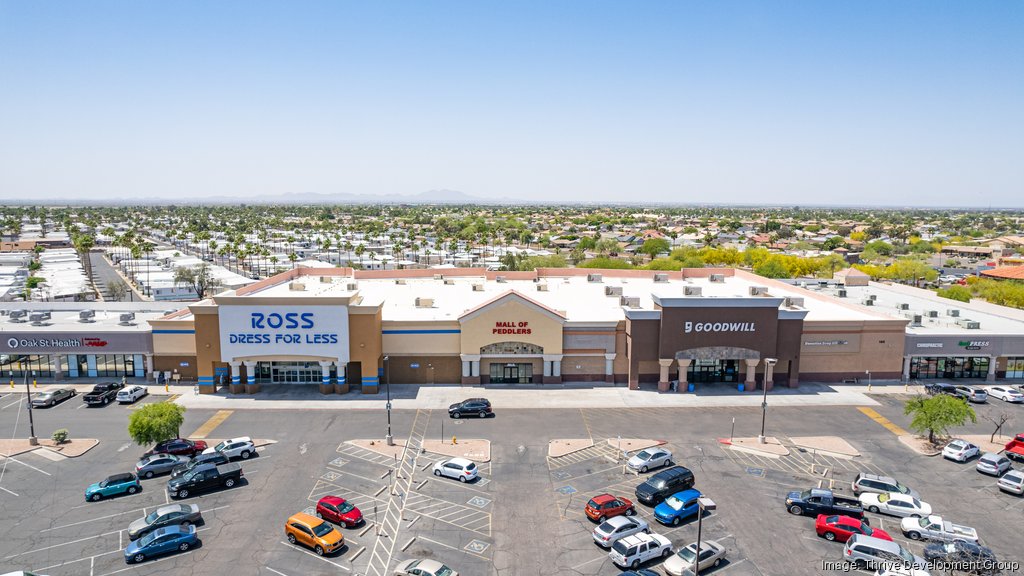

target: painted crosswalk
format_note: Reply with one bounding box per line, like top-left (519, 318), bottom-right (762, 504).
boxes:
top-left (337, 442), bottom-right (401, 467)
top-left (403, 492), bottom-right (492, 536)
top-left (547, 441), bottom-right (622, 470)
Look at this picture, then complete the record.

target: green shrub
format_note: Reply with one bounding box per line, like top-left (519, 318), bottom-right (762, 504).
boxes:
top-left (51, 428), bottom-right (69, 444)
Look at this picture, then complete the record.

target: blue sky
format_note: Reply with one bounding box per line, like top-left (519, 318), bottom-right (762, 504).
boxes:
top-left (1, 1), bottom-right (1021, 205)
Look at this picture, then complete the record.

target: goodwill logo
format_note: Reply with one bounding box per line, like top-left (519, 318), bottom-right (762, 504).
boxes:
top-left (684, 321), bottom-right (756, 334)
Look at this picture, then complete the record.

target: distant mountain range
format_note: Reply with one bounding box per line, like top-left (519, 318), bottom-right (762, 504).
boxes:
top-left (8, 189), bottom-right (526, 206)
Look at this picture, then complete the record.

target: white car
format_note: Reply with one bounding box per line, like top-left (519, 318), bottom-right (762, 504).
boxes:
top-left (432, 457), bottom-right (478, 483)
top-left (997, 470), bottom-right (1024, 494)
top-left (859, 492), bottom-right (932, 518)
top-left (988, 386), bottom-right (1024, 403)
top-left (393, 558), bottom-right (458, 576)
top-left (609, 532), bottom-right (673, 569)
top-left (627, 447), bottom-right (673, 473)
top-left (942, 439), bottom-right (980, 462)
top-left (116, 385), bottom-right (148, 404)
top-left (202, 437), bottom-right (255, 460)
top-left (592, 515), bottom-right (650, 548)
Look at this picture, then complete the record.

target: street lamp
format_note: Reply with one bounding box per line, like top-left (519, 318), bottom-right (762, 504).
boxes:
top-left (865, 370), bottom-right (871, 391)
top-left (758, 358), bottom-right (777, 444)
top-left (692, 498), bottom-right (705, 575)
top-left (24, 364), bottom-right (38, 445)
top-left (384, 356), bottom-right (393, 446)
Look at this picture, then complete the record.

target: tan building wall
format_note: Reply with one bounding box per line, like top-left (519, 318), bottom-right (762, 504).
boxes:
top-left (799, 321), bottom-right (905, 380)
top-left (349, 307), bottom-right (383, 391)
top-left (382, 322), bottom-right (461, 355)
top-left (153, 355), bottom-right (198, 379)
top-left (460, 297), bottom-right (563, 355)
top-left (385, 355), bottom-right (460, 384)
top-left (562, 355), bottom-right (606, 381)
top-left (191, 307), bottom-right (224, 392)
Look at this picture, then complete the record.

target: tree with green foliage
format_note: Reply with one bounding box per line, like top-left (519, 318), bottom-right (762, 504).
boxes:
top-left (594, 238), bottom-right (620, 257)
top-left (128, 403), bottom-right (186, 446)
top-left (578, 257), bottom-right (633, 269)
top-left (822, 236), bottom-right (846, 251)
top-left (754, 258), bottom-right (790, 279)
top-left (173, 263), bottom-right (222, 300)
top-left (638, 238), bottom-right (671, 258)
top-left (936, 284), bottom-right (972, 303)
top-left (904, 394), bottom-right (976, 444)
top-left (645, 258), bottom-right (683, 271)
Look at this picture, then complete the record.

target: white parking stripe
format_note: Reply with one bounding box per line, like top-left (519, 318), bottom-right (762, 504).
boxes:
top-left (278, 541), bottom-right (351, 570)
top-left (0, 485), bottom-right (18, 496)
top-left (0, 455), bottom-right (51, 476)
top-left (266, 568), bottom-right (291, 576)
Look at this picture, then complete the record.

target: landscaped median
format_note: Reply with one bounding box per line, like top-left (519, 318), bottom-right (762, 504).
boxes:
top-left (718, 436), bottom-right (790, 458)
top-left (0, 437), bottom-right (99, 459)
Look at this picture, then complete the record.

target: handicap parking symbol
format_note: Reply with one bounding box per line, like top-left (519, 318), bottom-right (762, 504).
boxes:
top-left (745, 467), bottom-right (765, 477)
top-left (328, 457), bottom-right (349, 468)
top-left (552, 470), bottom-right (572, 480)
top-left (555, 485), bottom-right (577, 495)
top-left (467, 496), bottom-right (491, 508)
top-left (465, 540), bottom-right (490, 554)
top-left (321, 470), bottom-right (342, 481)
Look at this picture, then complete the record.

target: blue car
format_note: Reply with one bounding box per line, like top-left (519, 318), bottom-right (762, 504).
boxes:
top-left (654, 488), bottom-right (702, 526)
top-left (124, 525), bottom-right (198, 564)
top-left (85, 472), bottom-right (141, 501)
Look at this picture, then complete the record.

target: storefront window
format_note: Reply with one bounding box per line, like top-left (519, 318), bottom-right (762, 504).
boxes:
top-left (1006, 357), bottom-right (1024, 379)
top-left (94, 354), bottom-right (135, 377)
top-left (0, 355), bottom-right (54, 378)
top-left (686, 359), bottom-right (739, 383)
top-left (488, 363), bottom-right (533, 383)
top-left (910, 356), bottom-right (989, 379)
top-left (481, 342), bottom-right (543, 355)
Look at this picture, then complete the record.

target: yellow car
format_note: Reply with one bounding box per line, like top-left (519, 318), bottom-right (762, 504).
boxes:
top-left (285, 512), bottom-right (344, 556)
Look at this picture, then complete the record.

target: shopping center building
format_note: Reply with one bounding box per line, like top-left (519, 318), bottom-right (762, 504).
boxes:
top-left (7, 267), bottom-right (1024, 392)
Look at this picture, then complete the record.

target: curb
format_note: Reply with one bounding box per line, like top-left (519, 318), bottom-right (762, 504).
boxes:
top-left (723, 442), bottom-right (785, 460)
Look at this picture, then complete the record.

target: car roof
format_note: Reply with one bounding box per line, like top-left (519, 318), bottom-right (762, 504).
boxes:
top-left (107, 472), bottom-right (134, 482)
top-left (226, 436), bottom-right (252, 443)
top-left (152, 524), bottom-right (189, 536)
top-left (670, 489), bottom-right (701, 500)
top-left (413, 559), bottom-right (446, 571)
top-left (858, 473), bottom-right (896, 482)
top-left (980, 452), bottom-right (1004, 460)
top-left (591, 493), bottom-right (616, 503)
top-left (618, 533), bottom-right (655, 547)
top-left (447, 457), bottom-right (474, 466)
top-left (288, 512), bottom-right (322, 526)
top-left (319, 495), bottom-right (345, 506)
top-left (604, 515), bottom-right (637, 527)
top-left (154, 503), bottom-right (189, 515)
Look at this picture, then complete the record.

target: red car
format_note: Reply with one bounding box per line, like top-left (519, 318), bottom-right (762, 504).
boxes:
top-left (142, 438), bottom-right (208, 458)
top-left (585, 493), bottom-right (635, 522)
top-left (316, 496), bottom-right (363, 527)
top-left (815, 514), bottom-right (892, 543)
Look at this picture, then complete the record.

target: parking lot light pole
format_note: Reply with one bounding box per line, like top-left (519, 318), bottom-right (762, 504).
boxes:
top-left (865, 370), bottom-right (872, 391)
top-left (24, 368), bottom-right (38, 446)
top-left (758, 358), bottom-right (777, 444)
top-left (693, 499), bottom-right (704, 575)
top-left (384, 356), bottom-right (393, 446)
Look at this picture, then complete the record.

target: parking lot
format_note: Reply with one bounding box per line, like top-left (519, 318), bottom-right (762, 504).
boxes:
top-left (0, 387), bottom-right (1022, 575)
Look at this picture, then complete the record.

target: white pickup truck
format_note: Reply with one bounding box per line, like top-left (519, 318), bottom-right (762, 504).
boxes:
top-left (609, 532), bottom-right (673, 569)
top-left (901, 514), bottom-right (979, 543)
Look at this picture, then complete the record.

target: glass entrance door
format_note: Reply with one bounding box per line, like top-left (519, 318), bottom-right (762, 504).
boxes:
top-left (687, 359), bottom-right (739, 383)
top-left (269, 363), bottom-right (319, 383)
top-left (489, 363), bottom-right (533, 383)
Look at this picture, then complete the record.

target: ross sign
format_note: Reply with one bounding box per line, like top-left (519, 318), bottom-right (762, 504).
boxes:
top-left (959, 340), bottom-right (989, 350)
top-left (684, 321), bottom-right (755, 334)
top-left (916, 343), bottom-right (944, 349)
top-left (219, 305), bottom-right (349, 362)
top-left (804, 340), bottom-right (849, 347)
top-left (410, 363), bottom-right (420, 369)
top-left (493, 321), bottom-right (531, 335)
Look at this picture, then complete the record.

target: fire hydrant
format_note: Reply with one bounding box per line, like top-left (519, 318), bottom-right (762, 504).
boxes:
top-left (451, 435), bottom-right (457, 445)
top-left (33, 379), bottom-right (38, 388)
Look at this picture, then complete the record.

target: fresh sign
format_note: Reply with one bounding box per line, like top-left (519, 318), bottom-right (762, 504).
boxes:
top-left (958, 340), bottom-right (989, 350)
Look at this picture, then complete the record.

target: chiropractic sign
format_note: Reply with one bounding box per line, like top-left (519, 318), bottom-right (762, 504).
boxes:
top-left (684, 321), bottom-right (755, 334)
top-left (219, 305), bottom-right (349, 362)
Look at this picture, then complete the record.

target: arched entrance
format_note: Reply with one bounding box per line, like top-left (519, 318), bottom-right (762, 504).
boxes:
top-left (674, 347), bottom-right (760, 385)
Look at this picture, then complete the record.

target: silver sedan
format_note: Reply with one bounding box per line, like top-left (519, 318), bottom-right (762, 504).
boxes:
top-left (30, 388), bottom-right (76, 407)
top-left (662, 540), bottom-right (727, 576)
top-left (135, 454), bottom-right (190, 479)
top-left (627, 447), bottom-right (673, 473)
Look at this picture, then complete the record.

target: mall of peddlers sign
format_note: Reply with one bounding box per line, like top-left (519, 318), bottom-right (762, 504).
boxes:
top-left (684, 321), bottom-right (755, 334)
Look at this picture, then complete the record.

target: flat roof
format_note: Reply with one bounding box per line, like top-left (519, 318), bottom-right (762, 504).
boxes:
top-left (0, 308), bottom-right (167, 333)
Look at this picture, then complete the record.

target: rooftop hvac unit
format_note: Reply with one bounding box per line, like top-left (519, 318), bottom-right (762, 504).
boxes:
top-left (433, 274), bottom-right (444, 280)
top-left (9, 310), bottom-right (27, 322)
top-left (496, 276), bottom-right (507, 283)
top-left (394, 278), bottom-right (406, 285)
top-left (472, 283), bottom-right (484, 292)
top-left (605, 286), bottom-right (623, 296)
top-left (911, 314), bottom-right (923, 326)
top-left (587, 273), bottom-right (603, 283)
top-left (79, 310), bottom-right (96, 322)
top-left (29, 312), bottom-right (51, 325)
top-left (536, 283), bottom-right (549, 292)
top-left (897, 303), bottom-right (910, 310)
top-left (709, 274), bottom-right (725, 283)
top-left (118, 312), bottom-right (136, 325)
top-left (837, 289), bottom-right (847, 298)
top-left (861, 298), bottom-right (874, 306)
top-left (346, 283), bottom-right (358, 291)
top-left (926, 310), bottom-right (940, 318)
top-left (868, 294), bottom-right (877, 301)
top-left (288, 282), bottom-right (305, 291)
top-left (956, 318), bottom-right (981, 329)
top-left (443, 278), bottom-right (455, 285)
top-left (749, 286), bottom-right (768, 296)
top-left (320, 276), bottom-right (333, 283)
top-left (620, 296), bottom-right (640, 308)
top-left (653, 273), bottom-right (669, 283)
top-left (415, 297), bottom-right (434, 308)
top-left (684, 286), bottom-right (702, 296)
top-left (784, 297), bottom-right (805, 308)
top-left (946, 309), bottom-right (960, 317)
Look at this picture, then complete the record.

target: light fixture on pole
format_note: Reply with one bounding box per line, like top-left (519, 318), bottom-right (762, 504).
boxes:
top-left (758, 358), bottom-right (777, 444)
top-left (384, 356), bottom-right (393, 446)
top-left (692, 498), bottom-right (704, 575)
top-left (865, 369), bottom-right (871, 391)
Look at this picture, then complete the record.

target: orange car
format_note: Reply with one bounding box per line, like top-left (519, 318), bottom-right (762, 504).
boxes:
top-left (585, 493), bottom-right (636, 522)
top-left (285, 512), bottom-right (344, 556)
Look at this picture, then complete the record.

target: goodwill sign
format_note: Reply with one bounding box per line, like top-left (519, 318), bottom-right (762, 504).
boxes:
top-left (219, 305), bottom-right (349, 362)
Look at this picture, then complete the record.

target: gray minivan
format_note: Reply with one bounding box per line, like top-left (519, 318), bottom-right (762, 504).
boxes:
top-left (851, 473), bottom-right (920, 499)
top-left (843, 534), bottom-right (926, 571)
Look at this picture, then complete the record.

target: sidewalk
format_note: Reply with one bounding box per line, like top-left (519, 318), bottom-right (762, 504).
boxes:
top-left (169, 382), bottom-right (888, 411)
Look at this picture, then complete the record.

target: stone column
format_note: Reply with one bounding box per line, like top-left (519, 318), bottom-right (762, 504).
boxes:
top-left (335, 363), bottom-right (349, 394)
top-left (658, 359), bottom-right (673, 392)
top-left (319, 361), bottom-right (334, 394)
top-left (145, 354), bottom-right (155, 381)
top-left (542, 354), bottom-right (562, 384)
top-left (54, 355), bottom-right (64, 381)
top-left (229, 361), bottom-right (242, 393)
top-left (604, 354), bottom-right (616, 384)
top-left (543, 360), bottom-right (552, 378)
top-left (460, 354), bottom-right (481, 385)
top-left (244, 360), bottom-right (259, 394)
top-left (677, 359), bottom-right (691, 388)
top-left (987, 356), bottom-right (997, 382)
top-left (552, 358), bottom-right (561, 378)
top-left (744, 359), bottom-right (759, 390)
top-left (471, 360), bottom-right (480, 377)
top-left (764, 362), bottom-right (776, 391)
top-left (462, 360), bottom-right (471, 378)
top-left (902, 356), bottom-right (911, 382)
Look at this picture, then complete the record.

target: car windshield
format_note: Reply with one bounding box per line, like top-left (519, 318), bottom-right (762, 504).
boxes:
top-left (466, 462), bottom-right (476, 470)
top-left (677, 546), bottom-right (697, 562)
top-left (861, 522), bottom-right (874, 535)
top-left (587, 499), bottom-right (600, 509)
top-left (611, 540), bottom-right (629, 555)
top-left (917, 517), bottom-right (929, 528)
top-left (898, 548), bottom-right (914, 562)
top-left (436, 566), bottom-right (454, 576)
top-left (312, 522), bottom-right (333, 538)
top-left (338, 502), bottom-right (355, 514)
top-left (214, 441), bottom-right (227, 451)
top-left (138, 531), bottom-right (159, 547)
top-left (663, 496), bottom-right (684, 510)
top-left (895, 483), bottom-right (911, 495)
top-left (98, 480), bottom-right (109, 488)
top-left (635, 450), bottom-right (651, 460)
top-left (145, 510), bottom-right (160, 523)
top-left (910, 498), bottom-right (922, 508)
top-left (949, 441), bottom-right (965, 450)
top-left (597, 521), bottom-right (614, 533)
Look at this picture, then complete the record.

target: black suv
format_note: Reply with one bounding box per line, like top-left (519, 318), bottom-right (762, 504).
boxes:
top-left (449, 398), bottom-right (492, 419)
top-left (634, 466), bottom-right (695, 506)
top-left (925, 382), bottom-right (958, 396)
top-left (170, 451), bottom-right (229, 478)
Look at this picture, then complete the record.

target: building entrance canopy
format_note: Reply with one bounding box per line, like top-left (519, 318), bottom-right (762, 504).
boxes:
top-left (674, 347), bottom-right (760, 361)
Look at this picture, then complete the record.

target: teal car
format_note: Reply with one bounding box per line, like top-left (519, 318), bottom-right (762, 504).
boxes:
top-left (86, 472), bottom-right (141, 501)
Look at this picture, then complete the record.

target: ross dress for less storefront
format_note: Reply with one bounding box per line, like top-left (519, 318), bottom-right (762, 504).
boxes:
top-left (625, 295), bottom-right (807, 391)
